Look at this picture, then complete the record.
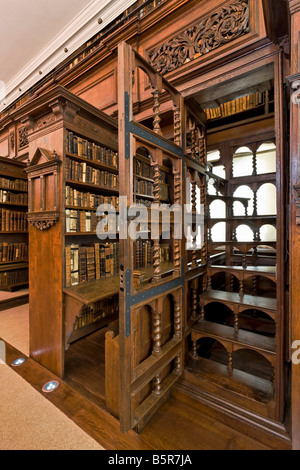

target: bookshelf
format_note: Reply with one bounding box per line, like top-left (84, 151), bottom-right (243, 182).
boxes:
top-left (0, 157), bottom-right (28, 292)
top-left (204, 89), bottom-right (274, 129)
top-left (23, 86), bottom-right (120, 378)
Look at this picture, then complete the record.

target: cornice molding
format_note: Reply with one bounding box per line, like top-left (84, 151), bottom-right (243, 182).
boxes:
top-left (1, 0), bottom-right (137, 112)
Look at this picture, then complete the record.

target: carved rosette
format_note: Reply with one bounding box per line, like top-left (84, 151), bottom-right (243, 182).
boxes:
top-left (149, 1), bottom-right (250, 75)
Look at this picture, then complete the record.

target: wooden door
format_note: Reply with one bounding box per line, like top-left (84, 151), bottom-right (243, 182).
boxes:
top-left (117, 41), bottom-right (190, 433)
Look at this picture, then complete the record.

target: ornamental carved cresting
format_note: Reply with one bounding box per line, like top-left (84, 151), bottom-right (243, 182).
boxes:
top-left (148, 1), bottom-right (250, 75)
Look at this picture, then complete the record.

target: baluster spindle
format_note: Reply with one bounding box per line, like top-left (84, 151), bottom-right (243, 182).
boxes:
top-left (234, 311), bottom-right (239, 334)
top-left (200, 304), bottom-right (205, 320)
top-left (152, 90), bottom-right (162, 135)
top-left (152, 310), bottom-right (162, 355)
top-left (153, 374), bottom-right (162, 395)
top-left (191, 288), bottom-right (198, 320)
top-left (152, 165), bottom-right (161, 282)
top-left (192, 340), bottom-right (198, 357)
top-left (228, 352), bottom-right (233, 375)
top-left (173, 107), bottom-right (181, 146)
top-left (252, 150), bottom-right (257, 176)
top-left (190, 126), bottom-right (196, 160)
top-left (253, 189), bottom-right (258, 217)
top-left (175, 354), bottom-right (181, 372)
top-left (191, 181), bottom-right (197, 268)
top-left (239, 280), bottom-right (244, 297)
top-left (174, 301), bottom-right (182, 338)
top-left (174, 171), bottom-right (181, 275)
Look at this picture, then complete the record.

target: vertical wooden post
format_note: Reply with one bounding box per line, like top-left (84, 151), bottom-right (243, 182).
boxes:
top-left (287, 0), bottom-right (300, 448)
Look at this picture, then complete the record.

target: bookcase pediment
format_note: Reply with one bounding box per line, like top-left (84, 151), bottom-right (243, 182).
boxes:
top-left (30, 148), bottom-right (56, 168)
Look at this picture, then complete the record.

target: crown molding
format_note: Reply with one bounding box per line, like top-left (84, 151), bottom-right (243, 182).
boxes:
top-left (1, 0), bottom-right (136, 112)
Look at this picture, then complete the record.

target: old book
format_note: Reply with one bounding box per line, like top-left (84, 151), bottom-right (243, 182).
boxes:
top-left (86, 246), bottom-right (95, 281)
top-left (70, 244), bottom-right (79, 286)
top-left (78, 137), bottom-right (83, 157)
top-left (95, 243), bottom-right (101, 280)
top-left (65, 246), bottom-right (72, 287)
top-left (78, 247), bottom-right (87, 284)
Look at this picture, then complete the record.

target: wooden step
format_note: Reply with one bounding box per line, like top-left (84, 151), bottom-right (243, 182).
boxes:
top-left (191, 320), bottom-right (276, 356)
top-left (201, 289), bottom-right (277, 312)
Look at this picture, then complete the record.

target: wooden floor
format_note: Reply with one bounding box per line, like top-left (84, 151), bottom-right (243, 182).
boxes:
top-left (0, 287), bottom-right (29, 311)
top-left (3, 335), bottom-right (292, 450)
top-left (64, 328), bottom-right (107, 409)
top-left (140, 396), bottom-right (270, 450)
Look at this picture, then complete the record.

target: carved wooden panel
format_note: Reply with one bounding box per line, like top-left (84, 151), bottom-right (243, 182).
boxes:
top-left (148, 0), bottom-right (250, 75)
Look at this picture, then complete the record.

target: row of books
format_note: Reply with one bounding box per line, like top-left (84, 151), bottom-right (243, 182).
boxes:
top-left (0, 178), bottom-right (28, 191)
top-left (135, 240), bottom-right (170, 269)
top-left (65, 242), bottom-right (119, 287)
top-left (74, 295), bottom-right (119, 331)
top-left (66, 131), bottom-right (118, 169)
top-left (65, 158), bottom-right (119, 190)
top-left (135, 180), bottom-right (153, 197)
top-left (135, 160), bottom-right (154, 179)
top-left (160, 182), bottom-right (169, 201)
top-left (66, 186), bottom-right (119, 211)
top-left (0, 243), bottom-right (28, 263)
top-left (1, 209), bottom-right (28, 232)
top-left (136, 198), bottom-right (152, 207)
top-left (205, 92), bottom-right (266, 120)
top-left (66, 209), bottom-right (119, 234)
top-left (0, 190), bottom-right (28, 205)
top-left (0, 269), bottom-right (28, 288)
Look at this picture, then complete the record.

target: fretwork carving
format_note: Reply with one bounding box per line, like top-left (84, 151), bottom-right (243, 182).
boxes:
top-left (149, 1), bottom-right (250, 75)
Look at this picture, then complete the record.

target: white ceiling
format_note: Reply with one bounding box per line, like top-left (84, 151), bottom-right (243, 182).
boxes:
top-left (0, 0), bottom-right (137, 110)
top-left (0, 0), bottom-right (91, 85)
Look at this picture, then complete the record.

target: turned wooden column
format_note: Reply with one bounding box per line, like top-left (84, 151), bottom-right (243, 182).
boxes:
top-left (152, 164), bottom-right (161, 282)
top-left (152, 308), bottom-right (162, 355)
top-left (153, 374), bottom-right (162, 395)
top-left (191, 180), bottom-right (198, 268)
top-left (173, 106), bottom-right (181, 146)
top-left (199, 129), bottom-right (206, 165)
top-left (174, 300), bottom-right (182, 338)
top-left (152, 90), bottom-right (162, 135)
top-left (173, 171), bottom-right (181, 275)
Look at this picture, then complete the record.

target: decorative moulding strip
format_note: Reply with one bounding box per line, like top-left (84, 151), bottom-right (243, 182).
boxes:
top-left (1, 0), bottom-right (137, 112)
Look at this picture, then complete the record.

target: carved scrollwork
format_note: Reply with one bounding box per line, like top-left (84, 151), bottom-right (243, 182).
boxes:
top-left (148, 1), bottom-right (250, 75)
top-left (29, 219), bottom-right (56, 231)
top-left (18, 126), bottom-right (29, 149)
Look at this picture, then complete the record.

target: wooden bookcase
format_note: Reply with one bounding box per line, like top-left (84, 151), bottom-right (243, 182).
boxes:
top-left (185, 112), bottom-right (283, 423)
top-left (17, 40), bottom-right (286, 438)
top-left (0, 157), bottom-right (28, 292)
top-left (22, 86), bottom-right (119, 378)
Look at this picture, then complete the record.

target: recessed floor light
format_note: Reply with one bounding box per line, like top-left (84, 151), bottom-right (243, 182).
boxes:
top-left (12, 358), bottom-right (26, 367)
top-left (42, 380), bottom-right (60, 393)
